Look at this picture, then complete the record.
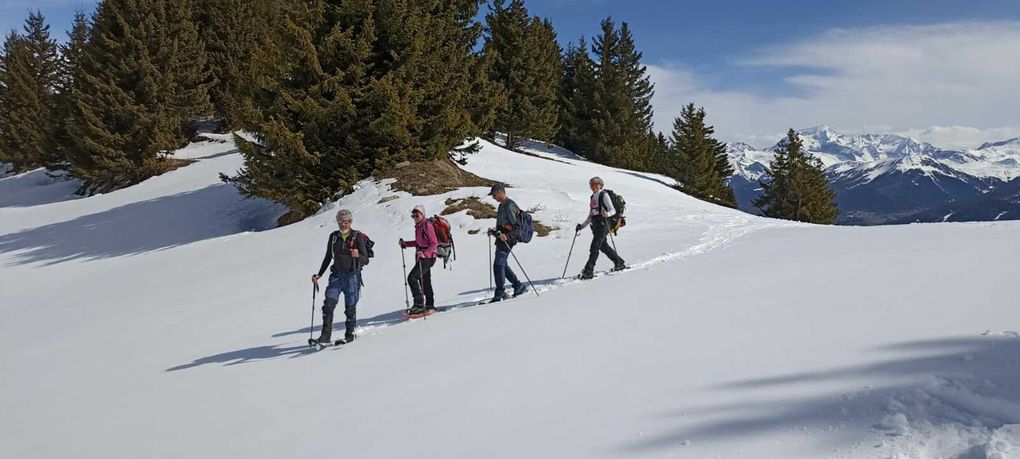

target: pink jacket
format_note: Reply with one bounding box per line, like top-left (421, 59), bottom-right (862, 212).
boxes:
top-left (401, 219), bottom-right (439, 259)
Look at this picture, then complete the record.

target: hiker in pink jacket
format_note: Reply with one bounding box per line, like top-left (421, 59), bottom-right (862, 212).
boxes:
top-left (399, 204), bottom-right (439, 315)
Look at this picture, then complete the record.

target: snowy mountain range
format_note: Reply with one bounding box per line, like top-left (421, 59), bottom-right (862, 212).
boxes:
top-left (727, 126), bottom-right (1020, 224)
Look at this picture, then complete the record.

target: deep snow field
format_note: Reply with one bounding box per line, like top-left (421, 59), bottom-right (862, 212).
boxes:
top-left (2, 135), bottom-right (1019, 458)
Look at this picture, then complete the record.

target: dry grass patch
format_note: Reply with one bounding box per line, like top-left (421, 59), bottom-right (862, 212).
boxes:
top-left (533, 220), bottom-right (557, 237)
top-left (380, 158), bottom-right (501, 196)
top-left (442, 196), bottom-right (497, 219)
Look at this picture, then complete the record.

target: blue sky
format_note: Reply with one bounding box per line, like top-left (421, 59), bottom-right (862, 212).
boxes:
top-left (5, 0), bottom-right (1020, 148)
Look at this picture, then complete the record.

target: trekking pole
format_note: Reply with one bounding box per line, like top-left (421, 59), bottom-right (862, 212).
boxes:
top-left (561, 231), bottom-right (579, 279)
top-left (509, 249), bottom-right (540, 297)
top-left (310, 283), bottom-right (319, 343)
top-left (487, 232), bottom-right (493, 290)
top-left (400, 246), bottom-right (410, 310)
top-left (416, 257), bottom-right (427, 321)
top-left (609, 230), bottom-right (619, 254)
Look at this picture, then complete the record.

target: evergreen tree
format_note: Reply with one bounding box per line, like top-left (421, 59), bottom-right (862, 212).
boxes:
top-left (54, 10), bottom-right (90, 166)
top-left (557, 36), bottom-right (597, 158)
top-left (0, 13), bottom-right (62, 172)
top-left (229, 0), bottom-right (493, 219)
top-left (754, 129), bottom-right (839, 223)
top-left (194, 0), bottom-right (278, 129)
top-left (483, 0), bottom-right (561, 151)
top-left (67, 0), bottom-right (212, 193)
top-left (590, 18), bottom-right (656, 171)
top-left (668, 103), bottom-right (736, 206)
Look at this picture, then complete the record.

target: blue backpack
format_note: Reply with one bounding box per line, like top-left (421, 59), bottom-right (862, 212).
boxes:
top-left (515, 210), bottom-right (535, 243)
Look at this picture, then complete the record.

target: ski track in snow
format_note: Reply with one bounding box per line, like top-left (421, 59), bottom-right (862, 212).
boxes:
top-left (353, 199), bottom-right (784, 338)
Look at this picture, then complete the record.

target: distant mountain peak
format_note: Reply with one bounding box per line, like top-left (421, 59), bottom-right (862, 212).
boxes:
top-left (977, 137), bottom-right (1020, 151)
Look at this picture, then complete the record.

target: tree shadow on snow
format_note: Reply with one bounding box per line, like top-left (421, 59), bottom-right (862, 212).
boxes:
top-left (0, 184), bottom-right (282, 266)
top-left (0, 169), bottom-right (82, 208)
top-left (619, 334), bottom-right (1020, 455)
top-left (166, 343), bottom-right (319, 371)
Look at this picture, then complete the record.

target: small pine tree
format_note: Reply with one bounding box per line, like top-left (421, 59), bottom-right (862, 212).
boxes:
top-left (67, 0), bottom-right (212, 193)
top-left (668, 103), bottom-right (736, 207)
top-left (0, 13), bottom-right (62, 172)
top-left (754, 129), bottom-right (839, 223)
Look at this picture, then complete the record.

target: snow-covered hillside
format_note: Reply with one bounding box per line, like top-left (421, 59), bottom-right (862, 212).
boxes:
top-left (2, 137), bottom-right (1019, 458)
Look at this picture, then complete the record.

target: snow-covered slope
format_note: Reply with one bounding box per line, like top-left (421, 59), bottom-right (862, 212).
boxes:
top-left (2, 137), bottom-right (1019, 458)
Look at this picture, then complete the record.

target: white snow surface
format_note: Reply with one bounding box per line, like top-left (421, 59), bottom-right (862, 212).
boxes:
top-left (2, 137), bottom-right (1019, 458)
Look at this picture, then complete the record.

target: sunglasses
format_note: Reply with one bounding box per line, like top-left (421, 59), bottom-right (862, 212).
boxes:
top-left (338, 219), bottom-right (352, 224)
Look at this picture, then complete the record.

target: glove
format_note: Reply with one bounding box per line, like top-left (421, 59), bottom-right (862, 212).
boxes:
top-left (398, 238), bottom-right (404, 248)
top-left (575, 224), bottom-right (583, 232)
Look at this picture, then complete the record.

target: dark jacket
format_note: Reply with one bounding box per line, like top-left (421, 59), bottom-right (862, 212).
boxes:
top-left (317, 230), bottom-right (370, 277)
top-left (495, 198), bottom-right (520, 234)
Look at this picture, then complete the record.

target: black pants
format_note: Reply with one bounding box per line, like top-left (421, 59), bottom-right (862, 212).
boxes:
top-left (409, 257), bottom-right (436, 307)
top-left (583, 218), bottom-right (624, 275)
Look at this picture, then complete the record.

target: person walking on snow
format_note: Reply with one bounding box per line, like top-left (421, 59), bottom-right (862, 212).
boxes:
top-left (575, 176), bottom-right (626, 280)
top-left (487, 185), bottom-right (528, 302)
top-left (311, 209), bottom-right (370, 344)
top-left (400, 205), bottom-right (439, 316)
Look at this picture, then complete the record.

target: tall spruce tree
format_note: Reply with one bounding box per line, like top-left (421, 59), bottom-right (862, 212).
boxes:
top-left (194, 0), bottom-right (278, 129)
top-left (590, 18), bottom-right (656, 171)
top-left (67, 0), bottom-right (212, 193)
top-left (754, 129), bottom-right (839, 223)
top-left (54, 11), bottom-right (90, 166)
top-left (668, 103), bottom-right (736, 206)
top-left (483, 0), bottom-right (561, 151)
top-left (0, 13), bottom-right (62, 172)
top-left (557, 36), bottom-right (597, 158)
top-left (229, 0), bottom-right (494, 219)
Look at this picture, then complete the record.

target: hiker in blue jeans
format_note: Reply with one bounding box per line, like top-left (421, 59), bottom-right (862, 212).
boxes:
top-left (312, 209), bottom-right (370, 344)
top-left (487, 185), bottom-right (527, 302)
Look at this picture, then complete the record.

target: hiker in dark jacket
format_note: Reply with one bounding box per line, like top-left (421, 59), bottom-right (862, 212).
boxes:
top-left (311, 209), bottom-right (370, 344)
top-left (487, 185), bottom-right (527, 302)
top-left (575, 177), bottom-right (626, 279)
top-left (400, 204), bottom-right (439, 315)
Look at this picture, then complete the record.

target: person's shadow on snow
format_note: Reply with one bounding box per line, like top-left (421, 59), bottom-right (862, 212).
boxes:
top-left (166, 344), bottom-right (320, 371)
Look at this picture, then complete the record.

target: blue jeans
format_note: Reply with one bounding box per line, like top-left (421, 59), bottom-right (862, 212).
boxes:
top-left (493, 247), bottom-right (521, 294)
top-left (324, 271), bottom-right (359, 333)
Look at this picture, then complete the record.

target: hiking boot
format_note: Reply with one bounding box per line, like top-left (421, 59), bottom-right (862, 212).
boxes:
top-left (344, 332), bottom-right (356, 343)
top-left (406, 305), bottom-right (427, 316)
top-left (317, 313), bottom-right (333, 343)
top-left (512, 283), bottom-right (528, 298)
top-left (425, 304), bottom-right (438, 312)
top-left (577, 271), bottom-right (594, 280)
top-left (490, 291), bottom-right (507, 303)
top-left (612, 262), bottom-right (628, 272)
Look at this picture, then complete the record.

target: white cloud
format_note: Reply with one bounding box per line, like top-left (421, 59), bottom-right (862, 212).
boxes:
top-left (648, 22), bottom-right (1020, 150)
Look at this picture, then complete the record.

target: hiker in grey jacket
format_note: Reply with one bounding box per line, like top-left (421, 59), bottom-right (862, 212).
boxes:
top-left (575, 177), bottom-right (626, 279)
top-left (487, 185), bottom-right (527, 302)
top-left (311, 209), bottom-right (370, 344)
